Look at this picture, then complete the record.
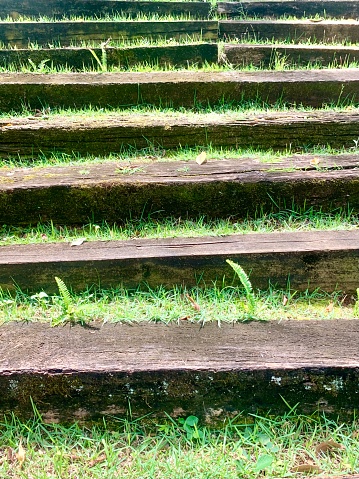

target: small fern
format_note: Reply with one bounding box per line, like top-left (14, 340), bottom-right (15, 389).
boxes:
top-left (53, 277), bottom-right (88, 327)
top-left (226, 259), bottom-right (257, 315)
top-left (55, 277), bottom-right (73, 312)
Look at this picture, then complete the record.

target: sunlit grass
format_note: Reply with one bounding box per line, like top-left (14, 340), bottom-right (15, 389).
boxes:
top-left (0, 280), bottom-right (356, 325)
top-left (0, 204), bottom-right (358, 246)
top-left (0, 409), bottom-right (358, 478)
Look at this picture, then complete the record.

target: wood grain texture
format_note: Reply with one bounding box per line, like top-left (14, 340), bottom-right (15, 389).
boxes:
top-left (0, 0), bottom-right (211, 19)
top-left (0, 44), bottom-right (218, 71)
top-left (0, 69), bottom-right (358, 111)
top-left (218, 0), bottom-right (359, 19)
top-left (0, 21), bottom-right (217, 48)
top-left (1, 229), bottom-right (359, 293)
top-left (0, 320), bottom-right (358, 422)
top-left (1, 109), bottom-right (359, 155)
top-left (1, 155), bottom-right (359, 225)
top-left (1, 155), bottom-right (359, 226)
top-left (219, 20), bottom-right (359, 43)
top-left (223, 43), bottom-right (359, 68)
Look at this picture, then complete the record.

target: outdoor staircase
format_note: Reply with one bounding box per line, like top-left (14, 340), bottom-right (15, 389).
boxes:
top-left (1, 0), bottom-right (359, 424)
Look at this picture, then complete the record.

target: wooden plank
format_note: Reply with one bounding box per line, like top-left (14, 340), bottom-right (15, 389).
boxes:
top-left (0, 44), bottom-right (218, 71)
top-left (223, 43), bottom-right (359, 68)
top-left (0, 69), bottom-right (358, 111)
top-left (1, 223), bottom-right (359, 293)
top-left (3, 153), bottom-right (359, 228)
top-left (0, 320), bottom-right (359, 422)
top-left (218, 0), bottom-right (359, 19)
top-left (1, 109), bottom-right (359, 155)
top-left (219, 20), bottom-right (359, 43)
top-left (0, 1), bottom-right (211, 19)
top-left (0, 20), bottom-right (218, 48)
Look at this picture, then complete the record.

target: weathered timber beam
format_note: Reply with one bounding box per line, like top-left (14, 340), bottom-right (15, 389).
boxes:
top-left (1, 229), bottom-right (359, 293)
top-left (223, 43), bottom-right (359, 68)
top-left (0, 0), bottom-right (211, 19)
top-left (0, 44), bottom-right (218, 71)
top-left (0, 320), bottom-right (359, 423)
top-left (2, 155), bottom-right (359, 225)
top-left (1, 155), bottom-right (359, 225)
top-left (218, 0), bottom-right (359, 19)
top-left (0, 21), bottom-right (218, 48)
top-left (0, 69), bottom-right (358, 112)
top-left (1, 109), bottom-right (359, 154)
top-left (219, 20), bottom-right (359, 43)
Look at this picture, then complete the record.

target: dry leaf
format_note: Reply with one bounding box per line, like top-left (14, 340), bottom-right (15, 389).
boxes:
top-left (16, 441), bottom-right (26, 468)
top-left (185, 294), bottom-right (201, 312)
top-left (88, 453), bottom-right (106, 467)
top-left (70, 238), bottom-right (86, 247)
top-left (6, 447), bottom-right (15, 463)
top-left (291, 464), bottom-right (321, 473)
top-left (282, 295), bottom-right (288, 306)
top-left (325, 302), bottom-right (334, 313)
top-left (179, 316), bottom-right (190, 321)
top-left (315, 440), bottom-right (345, 455)
top-left (310, 157), bottom-right (321, 166)
top-left (195, 151), bottom-right (207, 165)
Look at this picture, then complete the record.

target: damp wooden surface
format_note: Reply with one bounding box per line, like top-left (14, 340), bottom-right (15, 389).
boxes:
top-left (219, 20), bottom-right (359, 43)
top-left (1, 229), bottom-right (359, 293)
top-left (1, 109), bottom-right (359, 154)
top-left (223, 43), bottom-right (359, 68)
top-left (0, 320), bottom-right (359, 422)
top-left (0, 69), bottom-right (358, 111)
top-left (0, 0), bottom-right (212, 19)
top-left (0, 44), bottom-right (218, 71)
top-left (218, 0), bottom-right (359, 19)
top-left (0, 20), bottom-right (218, 48)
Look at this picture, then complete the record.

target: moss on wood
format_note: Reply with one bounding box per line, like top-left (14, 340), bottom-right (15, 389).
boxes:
top-left (220, 20), bottom-right (359, 43)
top-left (0, 0), bottom-right (211, 19)
top-left (0, 20), bottom-right (218, 48)
top-left (0, 321), bottom-right (359, 424)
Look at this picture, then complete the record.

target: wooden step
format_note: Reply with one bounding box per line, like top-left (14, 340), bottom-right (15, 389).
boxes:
top-left (0, 44), bottom-right (218, 71)
top-left (223, 43), bottom-right (359, 68)
top-left (1, 109), bottom-right (359, 155)
top-left (0, 69), bottom-right (358, 112)
top-left (1, 155), bottom-right (359, 226)
top-left (0, 20), bottom-right (218, 48)
top-left (0, 0), bottom-right (212, 19)
top-left (1, 229), bottom-right (359, 293)
top-left (219, 20), bottom-right (359, 43)
top-left (218, 0), bottom-right (359, 19)
top-left (0, 320), bottom-right (358, 423)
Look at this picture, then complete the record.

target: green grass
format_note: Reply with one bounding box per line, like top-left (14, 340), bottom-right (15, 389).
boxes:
top-left (0, 280), bottom-right (355, 326)
top-left (0, 36), bottom-right (208, 50)
top-left (0, 205), bottom-right (358, 246)
top-left (0, 409), bottom-right (359, 478)
top-left (0, 141), bottom-right (357, 169)
top-left (5, 58), bottom-right (359, 74)
top-left (0, 12), bottom-right (200, 23)
top-left (224, 12), bottom-right (359, 22)
top-left (2, 54), bottom-right (359, 73)
top-left (1, 99), bottom-right (359, 122)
